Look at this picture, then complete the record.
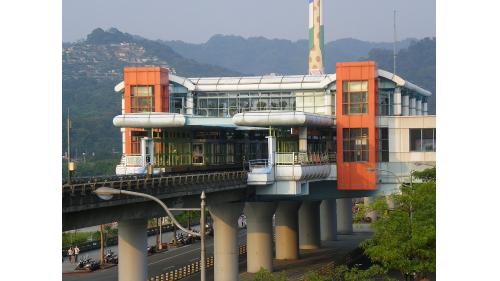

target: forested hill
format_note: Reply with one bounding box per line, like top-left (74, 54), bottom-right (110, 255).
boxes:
top-left (162, 35), bottom-right (416, 75)
top-left (62, 28), bottom-right (243, 175)
top-left (364, 37), bottom-right (436, 114)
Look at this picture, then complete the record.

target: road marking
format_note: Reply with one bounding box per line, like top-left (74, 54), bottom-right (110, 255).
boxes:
top-left (149, 247), bottom-right (201, 266)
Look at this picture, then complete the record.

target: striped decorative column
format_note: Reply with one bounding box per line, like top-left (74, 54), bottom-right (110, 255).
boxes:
top-left (308, 0), bottom-right (324, 75)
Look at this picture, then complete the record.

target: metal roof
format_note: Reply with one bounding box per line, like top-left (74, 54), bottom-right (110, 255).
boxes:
top-left (114, 69), bottom-right (431, 97)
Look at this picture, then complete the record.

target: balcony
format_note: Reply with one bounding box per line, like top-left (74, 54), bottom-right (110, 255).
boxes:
top-left (247, 152), bottom-right (336, 186)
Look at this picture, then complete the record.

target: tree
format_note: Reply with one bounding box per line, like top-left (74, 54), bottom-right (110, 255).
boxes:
top-left (361, 167), bottom-right (436, 280)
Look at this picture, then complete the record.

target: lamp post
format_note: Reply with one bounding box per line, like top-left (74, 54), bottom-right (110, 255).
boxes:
top-left (93, 187), bottom-right (206, 281)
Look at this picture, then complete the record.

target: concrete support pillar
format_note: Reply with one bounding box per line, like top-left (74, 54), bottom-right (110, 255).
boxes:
top-left (244, 202), bottom-right (277, 273)
top-left (267, 136), bottom-right (276, 166)
top-left (275, 201), bottom-right (301, 260)
top-left (402, 95), bottom-right (410, 116)
top-left (209, 203), bottom-right (244, 281)
top-left (416, 98), bottom-right (422, 115)
top-left (186, 92), bottom-right (194, 115)
top-left (393, 87), bottom-right (402, 116)
top-left (363, 197), bottom-right (378, 222)
top-left (299, 201), bottom-right (321, 249)
top-left (299, 127), bottom-right (308, 153)
top-left (336, 198), bottom-right (353, 234)
top-left (410, 97), bottom-right (417, 115)
top-left (118, 219), bottom-right (148, 281)
top-left (320, 199), bottom-right (337, 241)
top-left (423, 102), bottom-right (428, 115)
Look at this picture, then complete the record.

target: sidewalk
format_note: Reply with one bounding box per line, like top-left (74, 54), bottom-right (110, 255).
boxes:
top-left (240, 226), bottom-right (373, 281)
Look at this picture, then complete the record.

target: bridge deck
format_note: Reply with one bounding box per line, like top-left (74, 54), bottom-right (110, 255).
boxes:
top-left (62, 170), bottom-right (248, 213)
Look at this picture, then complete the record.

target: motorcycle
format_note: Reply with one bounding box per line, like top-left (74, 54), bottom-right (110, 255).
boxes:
top-left (104, 250), bottom-right (118, 264)
top-left (75, 255), bottom-right (100, 271)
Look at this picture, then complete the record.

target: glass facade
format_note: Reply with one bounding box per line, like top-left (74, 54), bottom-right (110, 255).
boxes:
top-left (343, 128), bottom-right (369, 162)
top-left (193, 91), bottom-right (330, 117)
top-left (131, 86), bottom-right (154, 112)
top-left (342, 81), bottom-right (368, 115)
top-left (377, 128), bottom-right (389, 162)
top-left (410, 128), bottom-right (436, 152)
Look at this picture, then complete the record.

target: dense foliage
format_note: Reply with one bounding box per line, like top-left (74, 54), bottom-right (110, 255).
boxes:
top-left (362, 167), bottom-right (436, 280)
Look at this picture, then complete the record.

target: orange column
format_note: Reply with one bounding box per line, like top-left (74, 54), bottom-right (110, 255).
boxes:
top-left (335, 61), bottom-right (377, 190)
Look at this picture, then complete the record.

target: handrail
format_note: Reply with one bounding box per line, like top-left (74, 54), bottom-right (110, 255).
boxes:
top-left (274, 152), bottom-right (334, 165)
top-left (62, 170), bottom-right (247, 192)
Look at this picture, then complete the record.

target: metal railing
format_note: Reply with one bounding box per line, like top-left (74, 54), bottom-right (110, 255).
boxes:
top-left (248, 159), bottom-right (269, 171)
top-left (118, 154), bottom-right (143, 167)
top-left (275, 152), bottom-right (335, 166)
top-left (62, 170), bottom-right (248, 198)
top-left (149, 244), bottom-right (247, 281)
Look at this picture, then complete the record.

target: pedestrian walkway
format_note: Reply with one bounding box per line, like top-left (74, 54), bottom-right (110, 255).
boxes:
top-left (240, 226), bottom-right (373, 281)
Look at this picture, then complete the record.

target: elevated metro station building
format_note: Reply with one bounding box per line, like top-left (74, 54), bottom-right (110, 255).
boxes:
top-left (106, 1), bottom-right (435, 279)
top-left (113, 62), bottom-right (435, 196)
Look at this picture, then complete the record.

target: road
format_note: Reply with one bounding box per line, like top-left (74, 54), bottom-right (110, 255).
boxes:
top-left (62, 228), bottom-right (247, 281)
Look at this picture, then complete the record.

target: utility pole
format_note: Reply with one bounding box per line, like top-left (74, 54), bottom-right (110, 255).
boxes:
top-left (200, 191), bottom-right (206, 281)
top-left (67, 108), bottom-right (72, 184)
top-left (100, 224), bottom-right (105, 265)
top-left (393, 9), bottom-right (397, 76)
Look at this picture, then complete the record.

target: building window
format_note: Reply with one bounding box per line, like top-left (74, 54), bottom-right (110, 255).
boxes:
top-left (410, 128), bottom-right (436, 152)
top-left (343, 128), bottom-right (369, 162)
top-left (378, 89), bottom-right (393, 116)
top-left (130, 131), bottom-right (148, 154)
top-left (377, 128), bottom-right (389, 162)
top-left (342, 81), bottom-right (368, 115)
top-left (131, 86), bottom-right (154, 112)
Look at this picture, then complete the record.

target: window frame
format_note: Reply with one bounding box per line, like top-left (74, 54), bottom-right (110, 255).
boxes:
top-left (409, 128), bottom-right (436, 152)
top-left (342, 81), bottom-right (368, 115)
top-left (342, 128), bottom-right (369, 162)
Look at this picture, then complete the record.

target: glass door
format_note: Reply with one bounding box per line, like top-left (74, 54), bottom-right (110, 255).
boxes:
top-left (192, 143), bottom-right (204, 165)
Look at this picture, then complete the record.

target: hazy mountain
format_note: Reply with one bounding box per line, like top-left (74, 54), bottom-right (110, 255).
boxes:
top-left (161, 35), bottom-right (416, 75)
top-left (364, 38), bottom-right (436, 114)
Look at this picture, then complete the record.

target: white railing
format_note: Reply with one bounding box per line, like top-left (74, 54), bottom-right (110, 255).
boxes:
top-left (248, 159), bottom-right (269, 171)
top-left (275, 152), bottom-right (335, 166)
top-left (123, 154), bottom-right (143, 167)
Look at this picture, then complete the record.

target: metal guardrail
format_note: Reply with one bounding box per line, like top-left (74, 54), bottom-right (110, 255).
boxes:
top-left (248, 159), bottom-right (269, 171)
top-left (149, 244), bottom-right (247, 281)
top-left (62, 170), bottom-right (248, 201)
top-left (274, 152), bottom-right (335, 165)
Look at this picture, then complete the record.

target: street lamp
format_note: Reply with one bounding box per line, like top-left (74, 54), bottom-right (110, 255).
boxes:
top-left (94, 187), bottom-right (207, 281)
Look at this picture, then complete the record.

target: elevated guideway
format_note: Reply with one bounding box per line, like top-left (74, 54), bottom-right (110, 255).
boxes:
top-left (62, 170), bottom-right (248, 231)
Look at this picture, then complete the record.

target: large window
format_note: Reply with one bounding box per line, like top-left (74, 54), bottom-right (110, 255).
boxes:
top-left (377, 128), bottom-right (389, 162)
top-left (131, 86), bottom-right (154, 112)
top-left (343, 128), bottom-right (369, 162)
top-left (195, 91), bottom-right (294, 117)
top-left (342, 81), bottom-right (368, 115)
top-left (410, 128), bottom-right (436, 152)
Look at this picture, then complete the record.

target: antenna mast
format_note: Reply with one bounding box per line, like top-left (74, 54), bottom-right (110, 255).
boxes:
top-left (393, 9), bottom-right (397, 76)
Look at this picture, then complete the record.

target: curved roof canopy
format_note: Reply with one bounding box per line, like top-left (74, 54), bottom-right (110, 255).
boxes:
top-left (114, 70), bottom-right (431, 97)
top-left (233, 111), bottom-right (335, 127)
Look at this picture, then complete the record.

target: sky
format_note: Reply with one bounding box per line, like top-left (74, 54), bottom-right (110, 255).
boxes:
top-left (63, 0), bottom-right (435, 43)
